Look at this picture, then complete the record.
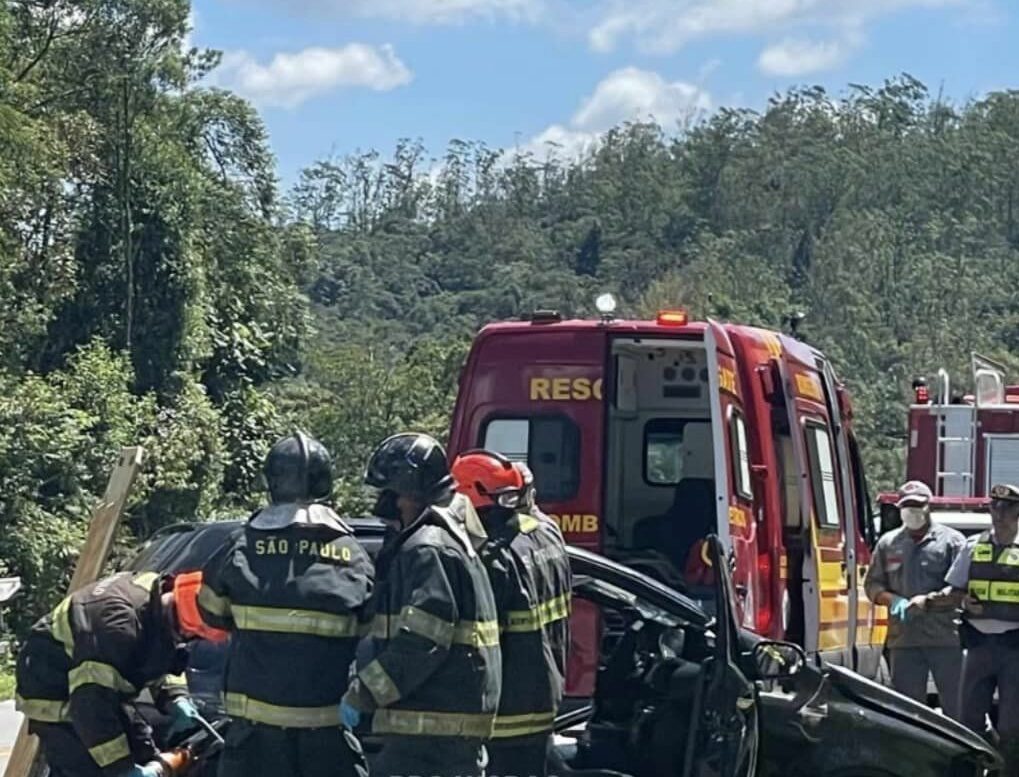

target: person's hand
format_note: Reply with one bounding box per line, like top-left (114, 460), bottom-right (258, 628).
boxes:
top-left (963, 595), bottom-right (985, 617)
top-left (889, 596), bottom-right (910, 621)
top-left (167, 696), bottom-right (202, 737)
top-left (126, 762), bottom-right (164, 777)
top-left (907, 594), bottom-right (928, 613)
top-left (340, 700), bottom-right (361, 729)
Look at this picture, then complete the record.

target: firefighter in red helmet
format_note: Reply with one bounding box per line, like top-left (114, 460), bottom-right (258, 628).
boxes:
top-left (452, 450), bottom-right (573, 777)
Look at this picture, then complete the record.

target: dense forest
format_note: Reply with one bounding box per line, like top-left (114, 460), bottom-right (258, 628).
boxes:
top-left (3, 0), bottom-right (1019, 638)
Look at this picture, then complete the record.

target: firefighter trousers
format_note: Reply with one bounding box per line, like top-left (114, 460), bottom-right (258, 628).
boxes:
top-left (959, 635), bottom-right (1019, 777)
top-left (487, 734), bottom-right (550, 777)
top-left (372, 735), bottom-right (487, 777)
top-left (216, 720), bottom-right (367, 777)
top-left (30, 704), bottom-right (158, 777)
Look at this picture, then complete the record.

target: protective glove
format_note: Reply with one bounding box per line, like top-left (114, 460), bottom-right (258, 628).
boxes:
top-left (126, 762), bottom-right (164, 777)
top-left (340, 699), bottom-right (361, 730)
top-left (166, 696), bottom-right (202, 738)
top-left (889, 596), bottom-right (910, 622)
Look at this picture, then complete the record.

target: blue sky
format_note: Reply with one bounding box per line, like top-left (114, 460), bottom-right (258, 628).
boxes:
top-left (190, 0), bottom-right (1018, 188)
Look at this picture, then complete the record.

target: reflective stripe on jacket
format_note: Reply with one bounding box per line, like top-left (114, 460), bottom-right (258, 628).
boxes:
top-left (197, 508), bottom-right (374, 728)
top-left (14, 572), bottom-right (186, 775)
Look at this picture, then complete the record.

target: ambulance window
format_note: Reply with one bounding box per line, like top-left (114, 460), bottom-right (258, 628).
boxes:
top-left (805, 422), bottom-right (841, 528)
top-left (729, 409), bottom-right (753, 500)
top-left (482, 416), bottom-right (580, 501)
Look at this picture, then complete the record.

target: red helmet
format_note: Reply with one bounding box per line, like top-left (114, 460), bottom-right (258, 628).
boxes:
top-left (451, 450), bottom-right (527, 510)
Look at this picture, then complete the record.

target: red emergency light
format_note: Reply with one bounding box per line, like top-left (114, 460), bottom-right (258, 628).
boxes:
top-left (912, 378), bottom-right (930, 405)
top-left (656, 309), bottom-right (689, 327)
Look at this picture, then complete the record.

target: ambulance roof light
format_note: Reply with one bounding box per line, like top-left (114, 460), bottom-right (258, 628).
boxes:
top-left (657, 309), bottom-right (688, 327)
top-left (595, 293), bottom-right (617, 318)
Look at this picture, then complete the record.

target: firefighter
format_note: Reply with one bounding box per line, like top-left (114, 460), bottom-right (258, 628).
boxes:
top-left (197, 432), bottom-right (374, 777)
top-left (940, 483), bottom-right (1019, 774)
top-left (341, 432), bottom-right (501, 777)
top-left (15, 569), bottom-right (224, 777)
top-left (864, 480), bottom-right (966, 718)
top-left (451, 451), bottom-right (573, 777)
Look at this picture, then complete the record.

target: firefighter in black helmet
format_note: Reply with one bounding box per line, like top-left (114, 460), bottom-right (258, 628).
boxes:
top-left (197, 432), bottom-right (374, 777)
top-left (341, 433), bottom-right (502, 777)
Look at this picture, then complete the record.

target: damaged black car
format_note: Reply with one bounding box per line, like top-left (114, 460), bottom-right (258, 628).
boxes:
top-left (118, 520), bottom-right (1001, 777)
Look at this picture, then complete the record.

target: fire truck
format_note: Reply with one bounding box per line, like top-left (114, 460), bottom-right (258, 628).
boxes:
top-left (876, 354), bottom-right (1019, 536)
top-left (447, 297), bottom-right (888, 697)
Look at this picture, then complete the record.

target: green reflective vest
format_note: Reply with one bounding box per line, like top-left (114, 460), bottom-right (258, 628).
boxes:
top-left (967, 531), bottom-right (1019, 622)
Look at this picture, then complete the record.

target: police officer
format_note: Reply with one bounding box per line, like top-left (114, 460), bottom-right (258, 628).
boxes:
top-left (15, 570), bottom-right (222, 777)
top-left (864, 480), bottom-right (966, 717)
top-left (452, 451), bottom-right (573, 777)
top-left (341, 433), bottom-right (501, 777)
top-left (942, 482), bottom-right (1019, 774)
top-left (197, 432), bottom-right (374, 777)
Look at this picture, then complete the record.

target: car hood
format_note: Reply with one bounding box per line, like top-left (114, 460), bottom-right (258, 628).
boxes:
top-left (825, 665), bottom-right (997, 757)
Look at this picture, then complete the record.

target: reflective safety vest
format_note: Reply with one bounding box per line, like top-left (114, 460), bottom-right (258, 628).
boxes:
top-left (967, 531), bottom-right (1019, 622)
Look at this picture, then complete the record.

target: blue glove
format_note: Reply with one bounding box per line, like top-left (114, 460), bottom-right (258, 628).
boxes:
top-left (889, 596), bottom-right (910, 622)
top-left (340, 700), bottom-right (361, 729)
top-left (126, 763), bottom-right (163, 777)
top-left (167, 696), bottom-right (201, 737)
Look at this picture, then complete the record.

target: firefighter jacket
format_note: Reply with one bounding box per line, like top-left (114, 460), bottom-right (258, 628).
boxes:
top-left (481, 511), bottom-right (572, 741)
top-left (15, 572), bottom-right (188, 775)
top-left (197, 504), bottom-right (374, 729)
top-left (965, 531), bottom-right (1019, 622)
top-left (345, 493), bottom-right (502, 740)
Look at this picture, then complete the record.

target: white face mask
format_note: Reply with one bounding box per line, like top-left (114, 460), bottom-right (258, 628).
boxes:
top-left (900, 506), bottom-right (928, 531)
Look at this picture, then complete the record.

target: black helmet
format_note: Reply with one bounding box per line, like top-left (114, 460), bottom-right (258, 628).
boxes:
top-left (364, 433), bottom-right (453, 502)
top-left (264, 431), bottom-right (333, 504)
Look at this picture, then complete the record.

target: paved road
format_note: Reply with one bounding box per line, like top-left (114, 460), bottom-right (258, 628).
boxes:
top-left (1, 699), bottom-right (23, 772)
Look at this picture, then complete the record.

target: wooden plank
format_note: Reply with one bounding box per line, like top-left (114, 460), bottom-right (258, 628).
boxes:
top-left (4, 446), bottom-right (146, 777)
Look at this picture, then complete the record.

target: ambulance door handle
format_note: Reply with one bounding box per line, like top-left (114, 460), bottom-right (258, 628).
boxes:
top-left (735, 584), bottom-right (748, 601)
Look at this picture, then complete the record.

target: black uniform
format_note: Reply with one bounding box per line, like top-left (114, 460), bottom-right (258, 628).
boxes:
top-left (345, 494), bottom-right (502, 777)
top-left (198, 503), bottom-right (373, 777)
top-left (15, 572), bottom-right (188, 777)
top-left (482, 511), bottom-right (572, 777)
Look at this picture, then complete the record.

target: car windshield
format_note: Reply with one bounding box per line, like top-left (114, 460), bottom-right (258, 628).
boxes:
top-left (573, 574), bottom-right (688, 628)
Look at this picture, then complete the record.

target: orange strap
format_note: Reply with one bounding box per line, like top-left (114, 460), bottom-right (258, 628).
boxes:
top-left (174, 571), bottom-right (229, 643)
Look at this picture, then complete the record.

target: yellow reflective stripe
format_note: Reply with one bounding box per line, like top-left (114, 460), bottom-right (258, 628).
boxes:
top-left (232, 605), bottom-right (360, 639)
top-left (372, 708), bottom-right (494, 738)
top-left (51, 597), bottom-right (74, 657)
top-left (370, 613), bottom-right (500, 648)
top-left (132, 572), bottom-right (159, 591)
top-left (359, 660), bottom-right (402, 707)
top-left (989, 581), bottom-right (1019, 603)
top-left (454, 619), bottom-right (500, 648)
top-left (492, 711), bottom-right (556, 738)
top-left (503, 593), bottom-right (571, 634)
top-left (160, 673), bottom-right (188, 688)
top-left (88, 734), bottom-right (131, 767)
top-left (69, 661), bottom-right (136, 695)
top-left (973, 544), bottom-right (995, 563)
top-left (223, 692), bottom-right (339, 728)
top-left (997, 548), bottom-right (1019, 567)
top-left (397, 606), bottom-right (455, 647)
top-left (970, 580), bottom-right (990, 600)
top-left (516, 515), bottom-right (539, 534)
top-left (15, 695), bottom-right (70, 723)
top-left (198, 585), bottom-right (232, 617)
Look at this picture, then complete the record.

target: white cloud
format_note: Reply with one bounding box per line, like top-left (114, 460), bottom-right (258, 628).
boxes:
top-left (213, 44), bottom-right (412, 109)
top-left (757, 36), bottom-right (856, 76)
top-left (587, 0), bottom-right (966, 56)
top-left (519, 67), bottom-right (711, 160)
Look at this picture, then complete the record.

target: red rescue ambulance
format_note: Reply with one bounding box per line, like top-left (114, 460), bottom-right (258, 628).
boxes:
top-left (877, 354), bottom-right (1019, 536)
top-left (448, 302), bottom-right (888, 696)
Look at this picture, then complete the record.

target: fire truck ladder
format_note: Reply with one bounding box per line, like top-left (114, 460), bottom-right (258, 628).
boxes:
top-left (933, 368), bottom-right (977, 498)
